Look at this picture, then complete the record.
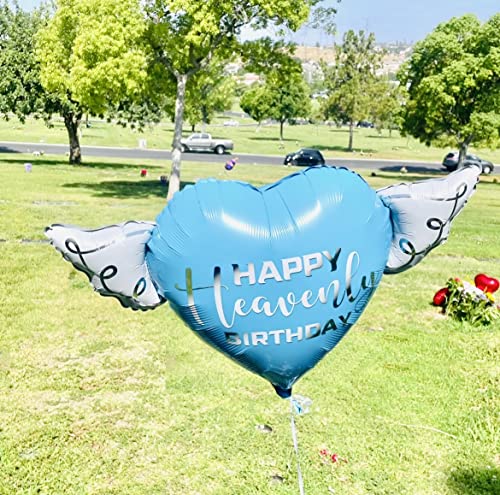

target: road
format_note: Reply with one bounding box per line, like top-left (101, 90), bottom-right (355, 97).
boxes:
top-left (0, 140), bottom-right (488, 175)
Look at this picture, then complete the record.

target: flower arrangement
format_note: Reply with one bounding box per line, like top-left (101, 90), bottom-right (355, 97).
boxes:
top-left (432, 273), bottom-right (499, 325)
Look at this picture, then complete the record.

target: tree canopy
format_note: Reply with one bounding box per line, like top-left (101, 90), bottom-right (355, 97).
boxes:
top-left (0, 1), bottom-right (55, 122)
top-left (240, 84), bottom-right (270, 126)
top-left (322, 29), bottom-right (382, 151)
top-left (37, 0), bottom-right (147, 115)
top-left (368, 77), bottom-right (402, 135)
top-left (398, 13), bottom-right (500, 162)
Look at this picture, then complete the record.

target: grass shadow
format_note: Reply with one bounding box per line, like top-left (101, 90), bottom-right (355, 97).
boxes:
top-left (447, 467), bottom-right (500, 495)
top-left (325, 127), bottom-right (350, 134)
top-left (63, 179), bottom-right (194, 199)
top-left (248, 137), bottom-right (296, 142)
top-left (366, 133), bottom-right (397, 139)
top-left (0, 145), bottom-right (21, 154)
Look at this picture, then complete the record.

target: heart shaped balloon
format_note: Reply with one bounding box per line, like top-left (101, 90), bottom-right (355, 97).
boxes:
top-left (146, 167), bottom-right (391, 396)
top-left (46, 164), bottom-right (481, 397)
top-left (474, 273), bottom-right (499, 294)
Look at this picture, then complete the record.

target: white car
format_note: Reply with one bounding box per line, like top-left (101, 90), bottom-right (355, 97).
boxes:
top-left (180, 133), bottom-right (234, 154)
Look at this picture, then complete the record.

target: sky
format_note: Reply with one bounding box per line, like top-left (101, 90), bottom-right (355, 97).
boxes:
top-left (255, 0), bottom-right (500, 45)
top-left (16, 0), bottom-right (500, 45)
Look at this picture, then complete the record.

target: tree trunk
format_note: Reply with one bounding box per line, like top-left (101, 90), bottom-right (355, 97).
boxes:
top-left (201, 106), bottom-right (209, 128)
top-left (348, 121), bottom-right (354, 151)
top-left (279, 120), bottom-right (284, 141)
top-left (458, 135), bottom-right (473, 168)
top-left (64, 112), bottom-right (83, 164)
top-left (191, 123), bottom-right (195, 132)
top-left (167, 73), bottom-right (188, 202)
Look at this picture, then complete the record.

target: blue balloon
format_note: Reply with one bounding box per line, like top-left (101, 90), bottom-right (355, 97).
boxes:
top-left (146, 166), bottom-right (392, 397)
top-left (46, 164), bottom-right (480, 397)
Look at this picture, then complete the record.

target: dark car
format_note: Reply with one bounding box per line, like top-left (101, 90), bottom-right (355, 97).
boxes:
top-left (356, 120), bottom-right (374, 128)
top-left (442, 151), bottom-right (494, 175)
top-left (284, 148), bottom-right (325, 167)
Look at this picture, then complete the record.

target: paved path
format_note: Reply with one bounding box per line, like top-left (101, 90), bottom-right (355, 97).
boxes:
top-left (1, 140), bottom-right (494, 175)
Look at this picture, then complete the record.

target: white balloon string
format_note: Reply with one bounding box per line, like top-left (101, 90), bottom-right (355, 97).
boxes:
top-left (290, 398), bottom-right (305, 495)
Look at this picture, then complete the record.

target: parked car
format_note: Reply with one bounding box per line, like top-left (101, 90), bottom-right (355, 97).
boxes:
top-left (180, 133), bottom-right (234, 154)
top-left (284, 148), bottom-right (325, 167)
top-left (356, 120), bottom-right (374, 128)
top-left (442, 151), bottom-right (494, 175)
top-left (288, 117), bottom-right (309, 125)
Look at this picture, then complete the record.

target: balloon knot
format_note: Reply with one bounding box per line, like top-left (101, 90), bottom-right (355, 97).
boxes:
top-left (273, 385), bottom-right (292, 399)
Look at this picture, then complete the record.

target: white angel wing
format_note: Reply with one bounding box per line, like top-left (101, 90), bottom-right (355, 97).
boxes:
top-left (377, 164), bottom-right (481, 274)
top-left (45, 221), bottom-right (164, 310)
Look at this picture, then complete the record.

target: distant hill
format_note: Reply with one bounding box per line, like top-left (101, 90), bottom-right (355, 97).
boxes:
top-left (294, 44), bottom-right (413, 76)
top-left (294, 45), bottom-right (336, 64)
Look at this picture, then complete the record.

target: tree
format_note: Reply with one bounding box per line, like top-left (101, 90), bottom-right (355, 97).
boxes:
top-left (144, 0), bottom-right (325, 201)
top-left (36, 0), bottom-right (148, 163)
top-left (264, 70), bottom-right (311, 140)
top-left (398, 14), bottom-right (500, 164)
top-left (322, 30), bottom-right (382, 151)
top-left (368, 77), bottom-right (402, 136)
top-left (240, 38), bottom-right (311, 140)
top-left (0, 2), bottom-right (57, 124)
top-left (240, 84), bottom-right (269, 128)
top-left (241, 71), bottom-right (310, 140)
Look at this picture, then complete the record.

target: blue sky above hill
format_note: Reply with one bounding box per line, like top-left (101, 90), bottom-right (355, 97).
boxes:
top-left (16, 0), bottom-right (499, 45)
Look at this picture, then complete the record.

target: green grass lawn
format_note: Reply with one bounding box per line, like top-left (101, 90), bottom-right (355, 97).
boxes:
top-left (1, 115), bottom-right (499, 164)
top-left (0, 154), bottom-right (499, 494)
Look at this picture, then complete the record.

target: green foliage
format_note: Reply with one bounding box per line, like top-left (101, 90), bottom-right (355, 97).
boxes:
top-left (0, 1), bottom-right (87, 163)
top-left (240, 37), bottom-right (300, 76)
top-left (444, 278), bottom-right (499, 326)
top-left (36, 0), bottom-right (148, 116)
top-left (308, 1), bottom-right (341, 36)
top-left (0, 1), bottom-right (56, 122)
top-left (368, 77), bottom-right (403, 132)
top-left (240, 84), bottom-right (269, 124)
top-left (398, 13), bottom-right (500, 155)
top-left (143, 0), bottom-right (314, 87)
top-left (322, 30), bottom-right (382, 150)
